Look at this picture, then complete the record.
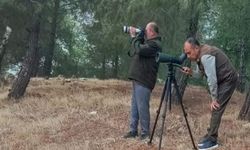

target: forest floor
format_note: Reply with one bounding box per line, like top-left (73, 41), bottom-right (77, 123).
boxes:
top-left (0, 78), bottom-right (249, 150)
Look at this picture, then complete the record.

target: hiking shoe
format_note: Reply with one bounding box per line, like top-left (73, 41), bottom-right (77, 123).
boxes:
top-left (198, 135), bottom-right (217, 146)
top-left (140, 134), bottom-right (149, 140)
top-left (198, 135), bottom-right (210, 146)
top-left (123, 131), bottom-right (138, 138)
top-left (198, 140), bottom-right (218, 150)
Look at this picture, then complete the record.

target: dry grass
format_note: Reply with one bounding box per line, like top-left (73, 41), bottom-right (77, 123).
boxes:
top-left (0, 78), bottom-right (249, 150)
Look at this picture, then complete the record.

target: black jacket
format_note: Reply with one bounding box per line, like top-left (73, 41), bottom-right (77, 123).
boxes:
top-left (128, 36), bottom-right (162, 90)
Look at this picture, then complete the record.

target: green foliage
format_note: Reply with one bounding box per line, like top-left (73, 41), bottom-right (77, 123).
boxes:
top-left (202, 0), bottom-right (250, 77)
top-left (53, 13), bottom-right (89, 77)
top-left (1, 0), bottom-right (250, 84)
top-left (0, 1), bottom-right (30, 69)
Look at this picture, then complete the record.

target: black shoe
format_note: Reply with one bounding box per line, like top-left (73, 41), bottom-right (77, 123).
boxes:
top-left (123, 131), bottom-right (138, 138)
top-left (140, 134), bottom-right (149, 140)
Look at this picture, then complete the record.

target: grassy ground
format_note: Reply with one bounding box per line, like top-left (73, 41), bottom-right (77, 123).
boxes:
top-left (0, 78), bottom-right (249, 150)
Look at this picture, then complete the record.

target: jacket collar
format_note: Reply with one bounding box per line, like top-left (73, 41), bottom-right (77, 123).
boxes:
top-left (146, 35), bottom-right (161, 41)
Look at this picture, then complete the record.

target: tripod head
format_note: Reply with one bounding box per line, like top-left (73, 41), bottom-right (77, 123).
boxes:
top-left (165, 63), bottom-right (183, 74)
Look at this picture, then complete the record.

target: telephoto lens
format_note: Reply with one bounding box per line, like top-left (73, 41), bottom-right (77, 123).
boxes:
top-left (123, 26), bottom-right (141, 34)
top-left (123, 26), bottom-right (130, 33)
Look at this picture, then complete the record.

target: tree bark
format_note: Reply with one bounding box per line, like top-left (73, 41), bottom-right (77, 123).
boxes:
top-left (237, 39), bottom-right (246, 92)
top-left (31, 52), bottom-right (41, 77)
top-left (187, 0), bottom-right (199, 39)
top-left (0, 26), bottom-right (12, 73)
top-left (101, 53), bottom-right (106, 79)
top-left (172, 0), bottom-right (199, 103)
top-left (8, 13), bottom-right (41, 99)
top-left (43, 0), bottom-right (60, 78)
top-left (113, 50), bottom-right (119, 78)
top-left (238, 86), bottom-right (250, 121)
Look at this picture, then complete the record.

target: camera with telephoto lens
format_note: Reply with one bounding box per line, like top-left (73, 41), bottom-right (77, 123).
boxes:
top-left (123, 26), bottom-right (144, 38)
top-left (123, 26), bottom-right (141, 34)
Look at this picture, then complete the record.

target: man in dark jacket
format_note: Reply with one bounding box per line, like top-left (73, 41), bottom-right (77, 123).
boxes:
top-left (123, 22), bottom-right (162, 140)
top-left (182, 37), bottom-right (238, 150)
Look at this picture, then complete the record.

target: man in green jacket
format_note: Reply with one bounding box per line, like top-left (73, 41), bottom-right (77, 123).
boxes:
top-left (123, 22), bottom-right (162, 140)
top-left (182, 37), bottom-right (238, 150)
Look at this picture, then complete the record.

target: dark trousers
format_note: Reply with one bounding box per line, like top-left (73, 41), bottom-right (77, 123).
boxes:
top-left (207, 73), bottom-right (238, 141)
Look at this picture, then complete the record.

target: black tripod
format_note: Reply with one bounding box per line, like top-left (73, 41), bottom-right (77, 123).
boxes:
top-left (148, 63), bottom-right (197, 150)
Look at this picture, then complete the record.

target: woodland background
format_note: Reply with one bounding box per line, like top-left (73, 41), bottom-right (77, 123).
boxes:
top-left (0, 1), bottom-right (250, 149)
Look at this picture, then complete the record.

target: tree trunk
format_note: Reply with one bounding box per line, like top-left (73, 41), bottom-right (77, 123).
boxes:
top-left (186, 0), bottom-right (199, 39)
top-left (238, 86), bottom-right (250, 121)
top-left (101, 53), bottom-right (106, 79)
top-left (113, 50), bottom-right (119, 78)
top-left (237, 39), bottom-right (246, 92)
top-left (74, 58), bottom-right (79, 77)
top-left (8, 13), bottom-right (41, 99)
top-left (172, 0), bottom-right (199, 103)
top-left (0, 26), bottom-right (12, 73)
top-left (43, 0), bottom-right (60, 78)
top-left (31, 53), bottom-right (40, 77)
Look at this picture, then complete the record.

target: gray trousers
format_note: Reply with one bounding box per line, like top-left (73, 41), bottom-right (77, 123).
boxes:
top-left (130, 81), bottom-right (151, 135)
top-left (207, 73), bottom-right (238, 141)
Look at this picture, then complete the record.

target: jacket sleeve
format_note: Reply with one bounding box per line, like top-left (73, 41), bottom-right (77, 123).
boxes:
top-left (131, 37), bottom-right (160, 57)
top-left (201, 54), bottom-right (218, 101)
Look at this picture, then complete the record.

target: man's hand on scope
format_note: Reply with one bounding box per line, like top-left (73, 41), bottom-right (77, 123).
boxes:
top-left (181, 67), bottom-right (192, 76)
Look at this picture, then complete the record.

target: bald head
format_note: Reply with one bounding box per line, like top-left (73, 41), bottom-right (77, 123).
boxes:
top-left (147, 22), bottom-right (159, 34)
top-left (145, 22), bottom-right (159, 39)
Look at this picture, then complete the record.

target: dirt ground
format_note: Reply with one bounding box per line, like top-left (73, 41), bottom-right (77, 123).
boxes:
top-left (0, 78), bottom-right (249, 150)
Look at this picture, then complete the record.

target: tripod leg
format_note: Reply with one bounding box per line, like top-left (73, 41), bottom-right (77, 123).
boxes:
top-left (173, 77), bottom-right (197, 150)
top-left (158, 76), bottom-right (172, 150)
top-left (148, 78), bottom-right (168, 144)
